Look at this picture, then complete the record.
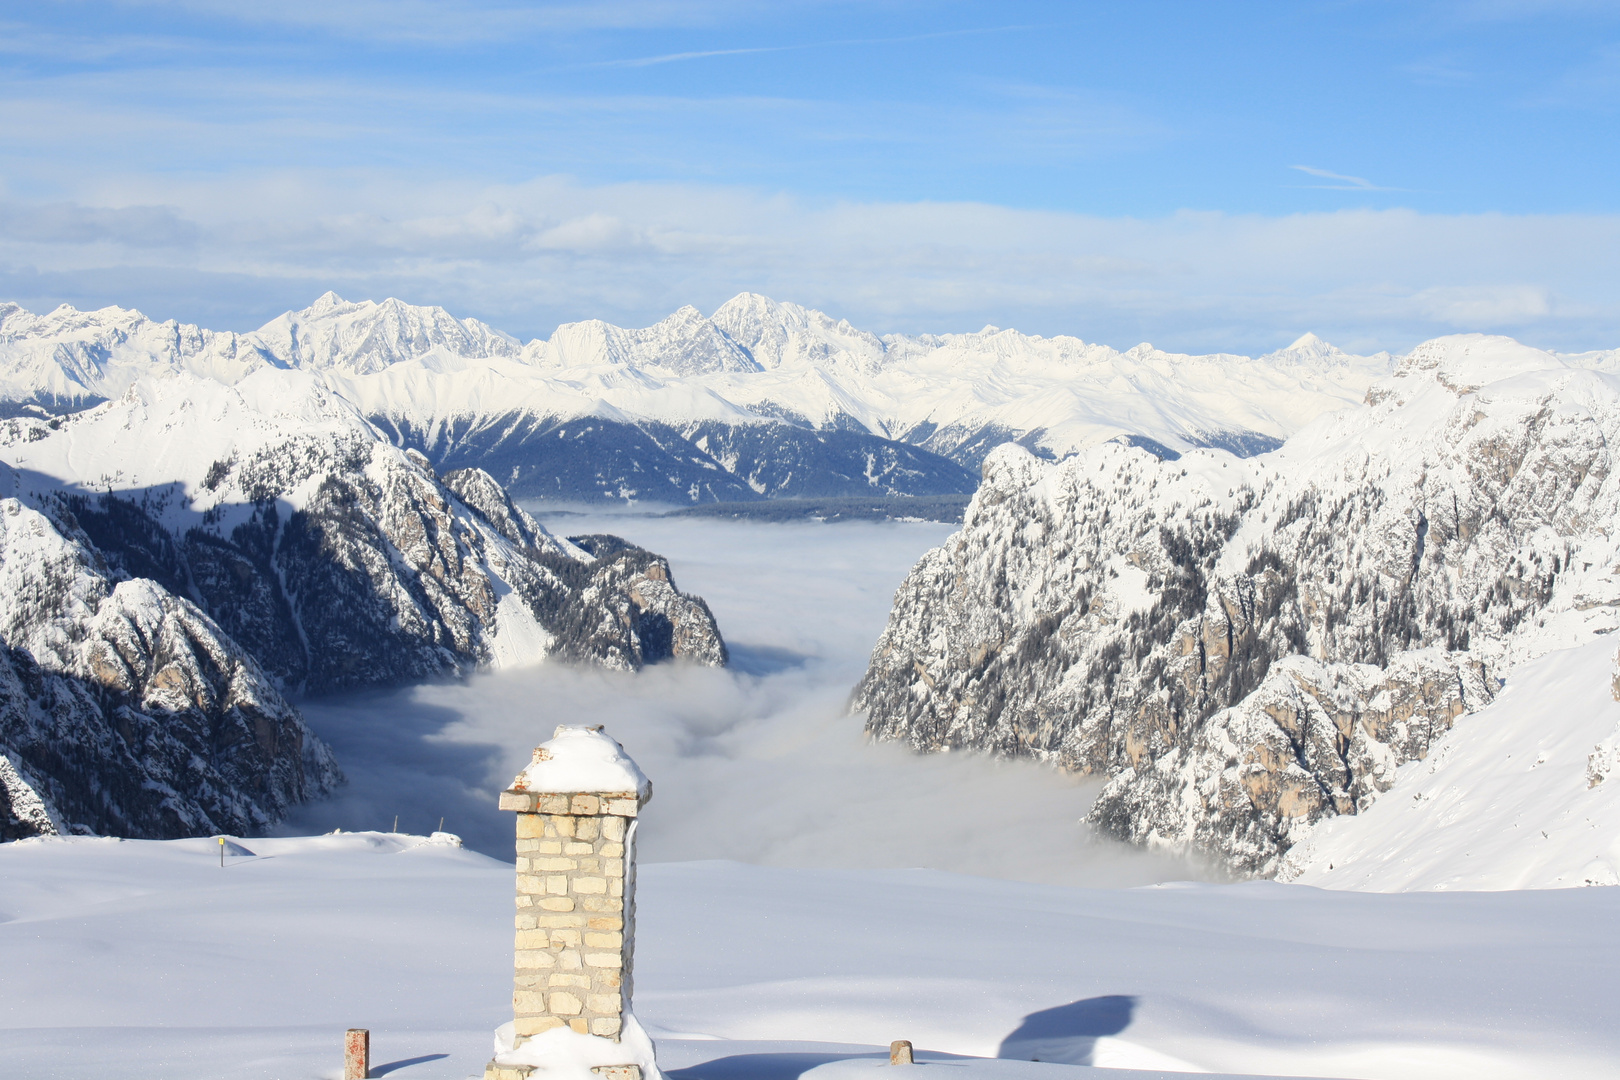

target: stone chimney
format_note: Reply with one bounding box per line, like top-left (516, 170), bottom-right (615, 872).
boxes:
top-left (485, 726), bottom-right (653, 1080)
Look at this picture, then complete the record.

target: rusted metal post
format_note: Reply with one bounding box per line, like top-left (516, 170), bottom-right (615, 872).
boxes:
top-left (344, 1028), bottom-right (370, 1080)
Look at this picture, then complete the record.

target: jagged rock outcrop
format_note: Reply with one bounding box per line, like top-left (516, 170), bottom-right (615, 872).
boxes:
top-left (561, 534), bottom-right (729, 668)
top-left (438, 470), bottom-right (728, 668)
top-left (1, 752), bottom-right (59, 840)
top-left (1089, 650), bottom-right (1494, 862)
top-left (854, 335), bottom-right (1620, 874)
top-left (0, 486), bottom-right (339, 840)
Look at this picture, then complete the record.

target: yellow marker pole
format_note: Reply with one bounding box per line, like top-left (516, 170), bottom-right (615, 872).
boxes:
top-left (218, 836), bottom-right (225, 868)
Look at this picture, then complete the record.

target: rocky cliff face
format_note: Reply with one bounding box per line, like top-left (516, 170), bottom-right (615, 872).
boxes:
top-left (0, 372), bottom-right (729, 841)
top-left (854, 336), bottom-right (1620, 874)
top-left (378, 412), bottom-right (978, 503)
top-left (0, 477), bottom-right (339, 841)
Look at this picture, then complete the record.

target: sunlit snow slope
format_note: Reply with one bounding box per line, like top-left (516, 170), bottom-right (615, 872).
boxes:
top-left (1281, 633), bottom-right (1620, 891)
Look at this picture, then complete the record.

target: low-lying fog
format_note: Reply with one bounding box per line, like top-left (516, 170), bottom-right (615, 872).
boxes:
top-left (280, 508), bottom-right (1216, 886)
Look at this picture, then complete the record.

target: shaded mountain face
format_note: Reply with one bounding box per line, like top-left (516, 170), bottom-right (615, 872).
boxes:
top-left (0, 477), bottom-right (340, 841)
top-left (377, 413), bottom-right (979, 502)
top-left (853, 335), bottom-right (1620, 875)
top-left (0, 292), bottom-right (1419, 503)
top-left (0, 372), bottom-right (728, 842)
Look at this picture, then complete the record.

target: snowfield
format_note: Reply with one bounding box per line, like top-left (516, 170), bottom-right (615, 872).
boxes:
top-left (0, 833), bottom-right (1616, 1080)
top-left (1281, 633), bottom-right (1620, 891)
top-left (8, 509), bottom-right (1614, 1080)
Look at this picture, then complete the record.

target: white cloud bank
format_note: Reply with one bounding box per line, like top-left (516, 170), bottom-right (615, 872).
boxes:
top-left (3, 172), bottom-right (1617, 354)
top-left (280, 512), bottom-right (1216, 888)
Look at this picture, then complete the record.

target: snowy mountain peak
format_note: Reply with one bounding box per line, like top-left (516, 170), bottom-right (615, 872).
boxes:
top-left (711, 291), bottom-right (886, 372)
top-left (251, 294), bottom-right (520, 375)
top-left (539, 304), bottom-right (758, 377)
top-left (1, 300), bottom-right (148, 341)
top-left (1360, 333), bottom-right (1570, 409)
top-left (1391, 332), bottom-right (1565, 394)
top-left (0, 291), bottom-right (1478, 491)
top-left (1257, 331), bottom-right (1383, 373)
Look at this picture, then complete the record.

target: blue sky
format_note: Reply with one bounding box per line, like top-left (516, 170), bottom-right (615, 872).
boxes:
top-left (1, 0), bottom-right (1618, 352)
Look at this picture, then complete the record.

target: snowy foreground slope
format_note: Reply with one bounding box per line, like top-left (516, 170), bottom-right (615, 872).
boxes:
top-left (1280, 633), bottom-right (1620, 890)
top-left (0, 370), bottom-right (724, 840)
top-left (857, 335), bottom-right (1620, 875)
top-left (0, 833), bottom-right (1614, 1080)
top-left (0, 293), bottom-right (1407, 502)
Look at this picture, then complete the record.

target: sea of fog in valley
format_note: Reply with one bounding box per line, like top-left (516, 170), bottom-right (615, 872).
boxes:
top-left (279, 509), bottom-right (1216, 887)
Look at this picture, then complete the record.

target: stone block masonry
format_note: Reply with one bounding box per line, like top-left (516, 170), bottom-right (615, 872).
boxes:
top-left (483, 724), bottom-right (655, 1080)
top-left (498, 788), bottom-right (643, 1041)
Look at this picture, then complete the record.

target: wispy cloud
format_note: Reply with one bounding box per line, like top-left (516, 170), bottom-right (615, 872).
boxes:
top-left (93, 0), bottom-right (776, 44)
top-left (0, 200), bottom-right (197, 248)
top-left (1404, 53), bottom-right (1478, 86)
top-left (1290, 164), bottom-right (1398, 191)
top-left (0, 59), bottom-right (1163, 194)
top-left (1525, 39), bottom-right (1620, 108)
top-left (595, 44), bottom-right (792, 68)
top-left (1446, 0), bottom-right (1620, 23)
top-left (590, 23), bottom-right (1044, 69)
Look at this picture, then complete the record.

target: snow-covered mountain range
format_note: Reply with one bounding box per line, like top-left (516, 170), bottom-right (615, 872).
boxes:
top-left (855, 334), bottom-right (1620, 876)
top-left (0, 292), bottom-right (1418, 502)
top-left (0, 368), bottom-right (727, 841)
